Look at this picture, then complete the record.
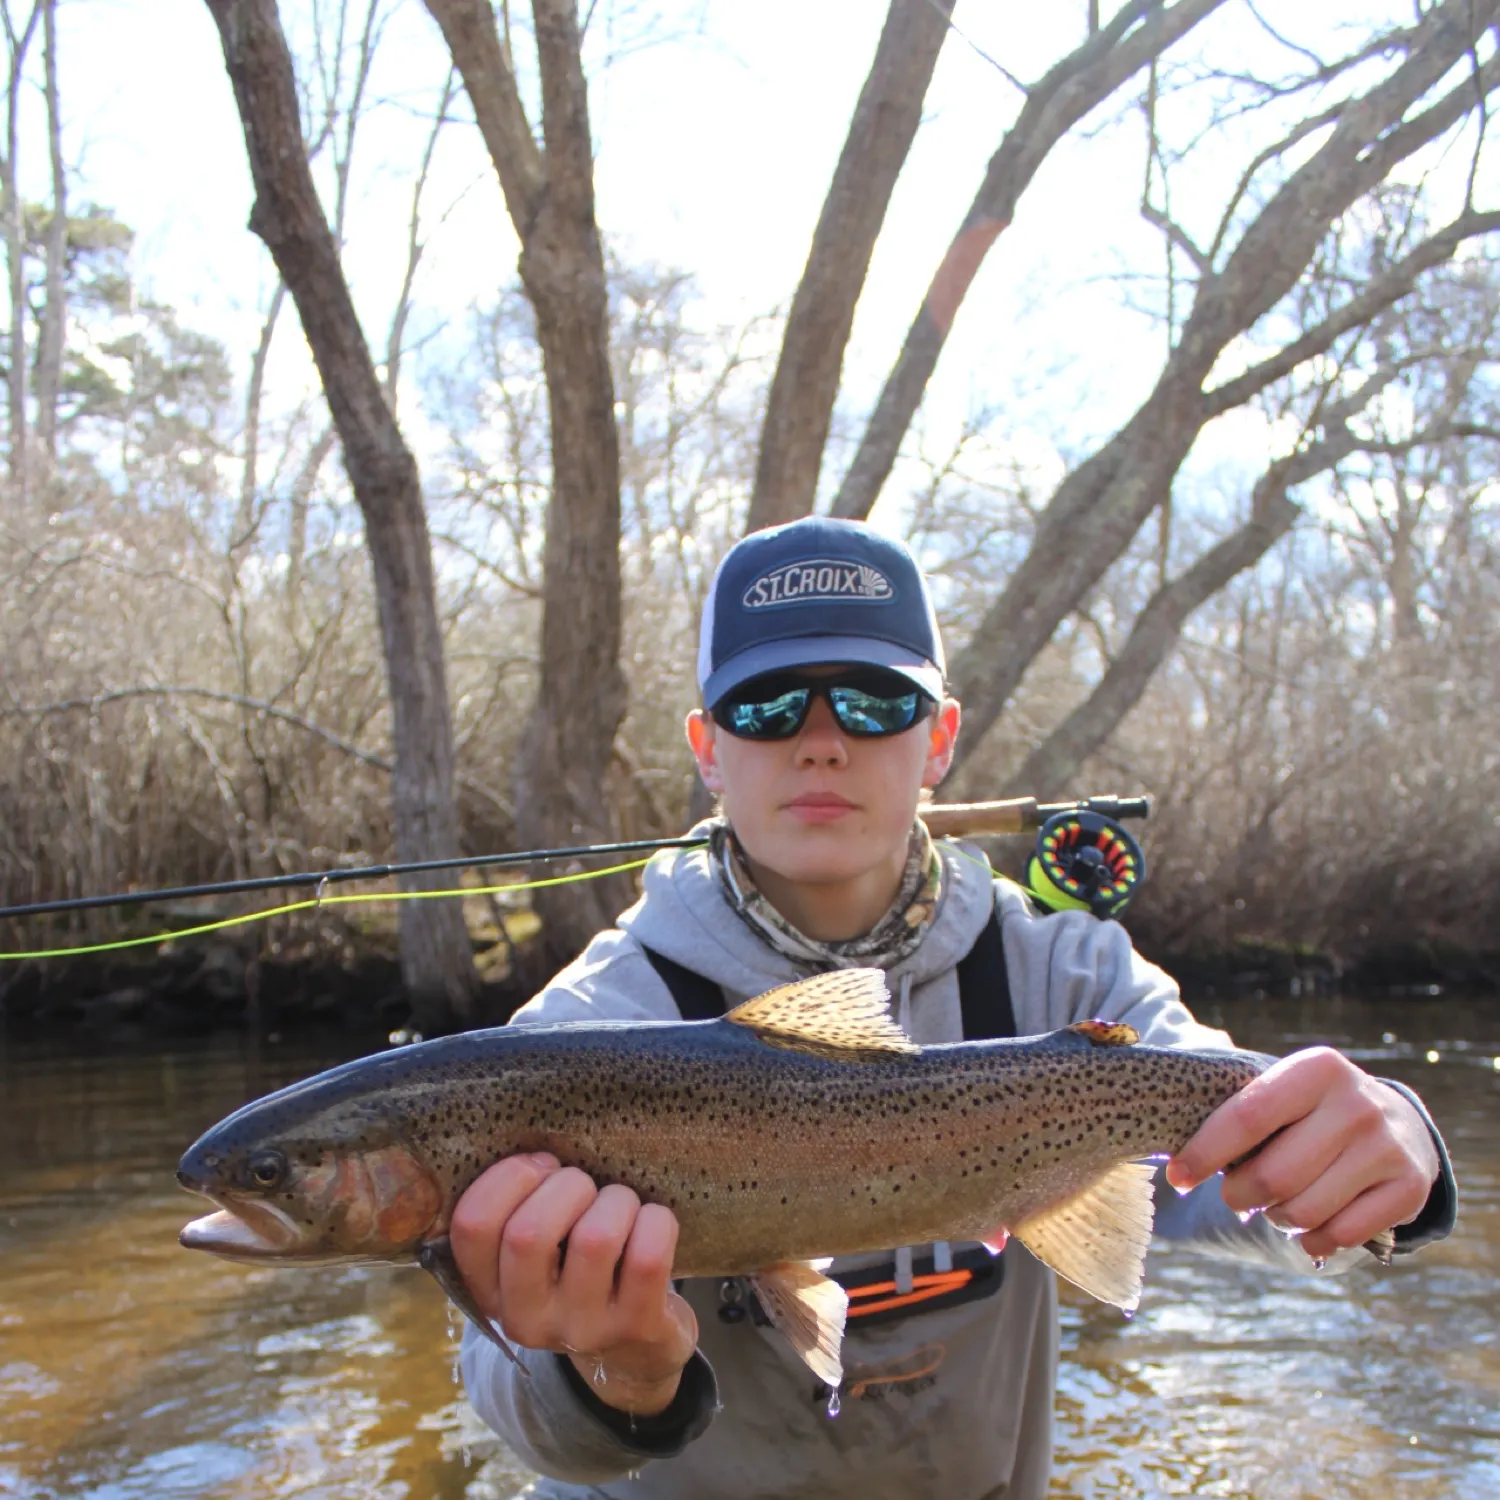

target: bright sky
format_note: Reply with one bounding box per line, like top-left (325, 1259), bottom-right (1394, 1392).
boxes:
top-left (40, 1), bottom-right (1492, 523)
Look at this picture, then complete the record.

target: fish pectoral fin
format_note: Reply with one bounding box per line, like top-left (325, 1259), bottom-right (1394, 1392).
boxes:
top-left (749, 1260), bottom-right (849, 1387)
top-left (419, 1235), bottom-right (527, 1374)
top-left (1011, 1159), bottom-right (1159, 1311)
top-left (725, 970), bottom-right (917, 1056)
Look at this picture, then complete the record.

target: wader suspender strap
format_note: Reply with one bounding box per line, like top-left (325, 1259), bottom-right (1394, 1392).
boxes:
top-left (640, 948), bottom-right (728, 1022)
top-left (954, 905), bottom-right (1016, 1042)
top-left (640, 906), bottom-right (1014, 1036)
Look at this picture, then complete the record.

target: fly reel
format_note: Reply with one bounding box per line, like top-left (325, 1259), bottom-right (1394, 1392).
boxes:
top-left (1025, 808), bottom-right (1145, 921)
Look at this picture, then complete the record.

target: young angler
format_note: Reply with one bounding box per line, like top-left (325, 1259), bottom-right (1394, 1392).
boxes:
top-left (454, 518), bottom-right (1454, 1500)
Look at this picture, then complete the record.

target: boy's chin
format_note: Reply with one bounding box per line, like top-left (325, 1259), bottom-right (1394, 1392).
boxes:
top-left (753, 830), bottom-right (902, 887)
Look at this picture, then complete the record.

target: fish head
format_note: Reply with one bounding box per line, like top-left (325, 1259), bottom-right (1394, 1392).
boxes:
top-left (177, 1080), bottom-right (444, 1266)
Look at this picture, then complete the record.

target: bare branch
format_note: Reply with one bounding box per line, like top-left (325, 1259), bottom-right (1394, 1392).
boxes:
top-left (832, 0), bottom-right (1228, 520)
top-left (1204, 206), bottom-right (1500, 415)
top-left (422, 0), bottom-right (542, 228)
top-left (386, 65), bottom-right (458, 411)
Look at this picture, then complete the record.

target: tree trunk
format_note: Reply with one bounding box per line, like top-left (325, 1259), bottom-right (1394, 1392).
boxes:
top-left (745, 0), bottom-right (954, 532)
top-left (33, 0), bottom-right (62, 463)
top-left (205, 0), bottom-right (478, 1029)
top-left (4, 2), bottom-right (39, 500)
top-left (428, 0), bottom-right (634, 964)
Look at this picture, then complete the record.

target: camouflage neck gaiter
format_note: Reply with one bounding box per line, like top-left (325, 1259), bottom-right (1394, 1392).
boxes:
top-left (708, 817), bottom-right (941, 971)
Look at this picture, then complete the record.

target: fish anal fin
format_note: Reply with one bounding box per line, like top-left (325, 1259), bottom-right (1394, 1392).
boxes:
top-left (420, 1235), bottom-right (527, 1374)
top-left (749, 1260), bottom-right (849, 1387)
top-left (1011, 1159), bottom-right (1158, 1310)
top-left (725, 970), bottom-right (916, 1056)
top-left (1067, 1019), bottom-right (1140, 1048)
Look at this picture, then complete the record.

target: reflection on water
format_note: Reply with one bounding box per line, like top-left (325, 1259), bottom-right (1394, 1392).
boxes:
top-left (1, 996), bottom-right (1497, 1499)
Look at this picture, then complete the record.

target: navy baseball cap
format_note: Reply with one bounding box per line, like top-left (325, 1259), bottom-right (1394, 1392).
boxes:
top-left (697, 517), bottom-right (946, 710)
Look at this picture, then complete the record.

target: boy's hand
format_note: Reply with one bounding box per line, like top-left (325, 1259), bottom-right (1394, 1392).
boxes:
top-left (450, 1154), bottom-right (699, 1416)
top-left (1166, 1048), bottom-right (1441, 1264)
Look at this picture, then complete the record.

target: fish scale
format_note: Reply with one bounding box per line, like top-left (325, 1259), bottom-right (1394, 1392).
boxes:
top-left (176, 969), bottom-right (1382, 1388)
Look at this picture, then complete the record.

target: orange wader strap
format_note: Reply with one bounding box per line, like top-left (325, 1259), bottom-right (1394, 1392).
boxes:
top-left (835, 1243), bottom-right (1005, 1329)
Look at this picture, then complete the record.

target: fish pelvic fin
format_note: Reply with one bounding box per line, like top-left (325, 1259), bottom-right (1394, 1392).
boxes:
top-left (419, 1235), bottom-right (527, 1375)
top-left (1364, 1228), bottom-right (1396, 1266)
top-left (749, 1260), bottom-right (849, 1387)
top-left (1011, 1159), bottom-right (1158, 1311)
top-left (725, 969), bottom-right (917, 1058)
top-left (1066, 1019), bottom-right (1140, 1048)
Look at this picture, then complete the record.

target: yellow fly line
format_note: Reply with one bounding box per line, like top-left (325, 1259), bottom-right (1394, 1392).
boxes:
top-left (0, 852), bottom-right (689, 963)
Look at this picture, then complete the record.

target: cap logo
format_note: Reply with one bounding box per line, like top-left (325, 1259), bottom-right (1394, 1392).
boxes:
top-left (742, 559), bottom-right (893, 610)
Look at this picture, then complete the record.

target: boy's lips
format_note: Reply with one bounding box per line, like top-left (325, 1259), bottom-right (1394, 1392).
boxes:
top-left (785, 792), bottom-right (857, 823)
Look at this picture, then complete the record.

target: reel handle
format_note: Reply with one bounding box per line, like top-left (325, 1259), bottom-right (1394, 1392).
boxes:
top-left (921, 794), bottom-right (1149, 839)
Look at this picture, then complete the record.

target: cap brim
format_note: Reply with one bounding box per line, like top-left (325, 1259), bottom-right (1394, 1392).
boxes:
top-left (702, 636), bottom-right (945, 710)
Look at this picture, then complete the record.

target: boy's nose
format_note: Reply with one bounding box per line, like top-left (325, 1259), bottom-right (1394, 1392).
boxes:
top-left (793, 697), bottom-right (850, 765)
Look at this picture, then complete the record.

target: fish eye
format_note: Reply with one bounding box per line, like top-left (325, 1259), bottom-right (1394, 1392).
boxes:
top-left (246, 1150), bottom-right (287, 1190)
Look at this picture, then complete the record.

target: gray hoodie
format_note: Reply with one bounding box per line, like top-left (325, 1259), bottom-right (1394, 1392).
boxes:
top-left (462, 836), bottom-right (1454, 1500)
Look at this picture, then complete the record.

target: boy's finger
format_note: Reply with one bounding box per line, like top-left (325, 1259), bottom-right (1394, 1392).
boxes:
top-left (498, 1167), bottom-right (600, 1316)
top-left (1259, 1146), bottom-right (1384, 1238)
top-left (1218, 1107), bottom-right (1347, 1217)
top-left (1298, 1178), bottom-right (1416, 1263)
top-left (557, 1184), bottom-right (642, 1322)
top-left (1168, 1050), bottom-right (1342, 1191)
top-left (449, 1153), bottom-right (560, 1305)
top-left (614, 1203), bottom-right (681, 1334)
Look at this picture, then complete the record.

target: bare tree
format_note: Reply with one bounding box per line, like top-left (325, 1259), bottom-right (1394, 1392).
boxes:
top-left (2, 0), bottom-right (39, 499)
top-left (424, 0), bottom-right (633, 962)
top-left (204, 0), bottom-right (478, 1028)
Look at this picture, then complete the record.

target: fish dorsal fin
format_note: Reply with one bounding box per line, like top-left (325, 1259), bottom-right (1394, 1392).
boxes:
top-left (749, 1260), bottom-right (849, 1386)
top-left (725, 970), bottom-right (917, 1056)
top-left (1011, 1159), bottom-right (1158, 1310)
top-left (1067, 1019), bottom-right (1140, 1048)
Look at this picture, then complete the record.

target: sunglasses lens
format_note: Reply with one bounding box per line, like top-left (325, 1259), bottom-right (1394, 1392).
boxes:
top-left (717, 686), bottom-right (811, 739)
top-left (827, 683), bottom-right (924, 736)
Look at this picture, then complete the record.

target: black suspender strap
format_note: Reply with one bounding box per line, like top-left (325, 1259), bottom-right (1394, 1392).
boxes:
top-left (955, 908), bottom-right (1015, 1041)
top-left (640, 904), bottom-right (1014, 1039)
top-left (640, 945), bottom-right (729, 1021)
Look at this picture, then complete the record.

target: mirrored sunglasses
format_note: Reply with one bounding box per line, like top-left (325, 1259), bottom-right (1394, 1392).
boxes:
top-left (712, 668), bottom-right (934, 741)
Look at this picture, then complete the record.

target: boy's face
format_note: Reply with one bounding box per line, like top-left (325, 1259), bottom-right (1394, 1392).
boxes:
top-left (686, 668), bottom-right (961, 888)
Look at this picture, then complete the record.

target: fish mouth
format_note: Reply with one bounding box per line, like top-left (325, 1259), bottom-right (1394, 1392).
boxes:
top-left (179, 1199), bottom-right (304, 1260)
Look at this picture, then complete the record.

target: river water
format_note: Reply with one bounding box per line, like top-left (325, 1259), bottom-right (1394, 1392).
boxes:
top-left (1, 995), bottom-right (1496, 1499)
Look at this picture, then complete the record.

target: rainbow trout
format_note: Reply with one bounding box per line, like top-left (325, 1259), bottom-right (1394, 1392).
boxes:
top-left (177, 970), bottom-right (1383, 1384)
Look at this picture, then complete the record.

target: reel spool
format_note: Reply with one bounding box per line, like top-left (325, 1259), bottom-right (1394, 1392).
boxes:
top-left (1025, 809), bottom-right (1145, 921)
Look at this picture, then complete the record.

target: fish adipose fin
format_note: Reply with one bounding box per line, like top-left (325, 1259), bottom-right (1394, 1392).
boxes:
top-left (725, 969), bottom-right (917, 1057)
top-left (419, 1235), bottom-right (527, 1373)
top-left (1011, 1159), bottom-right (1158, 1311)
top-left (750, 1260), bottom-right (849, 1387)
top-left (1066, 1019), bottom-right (1140, 1047)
